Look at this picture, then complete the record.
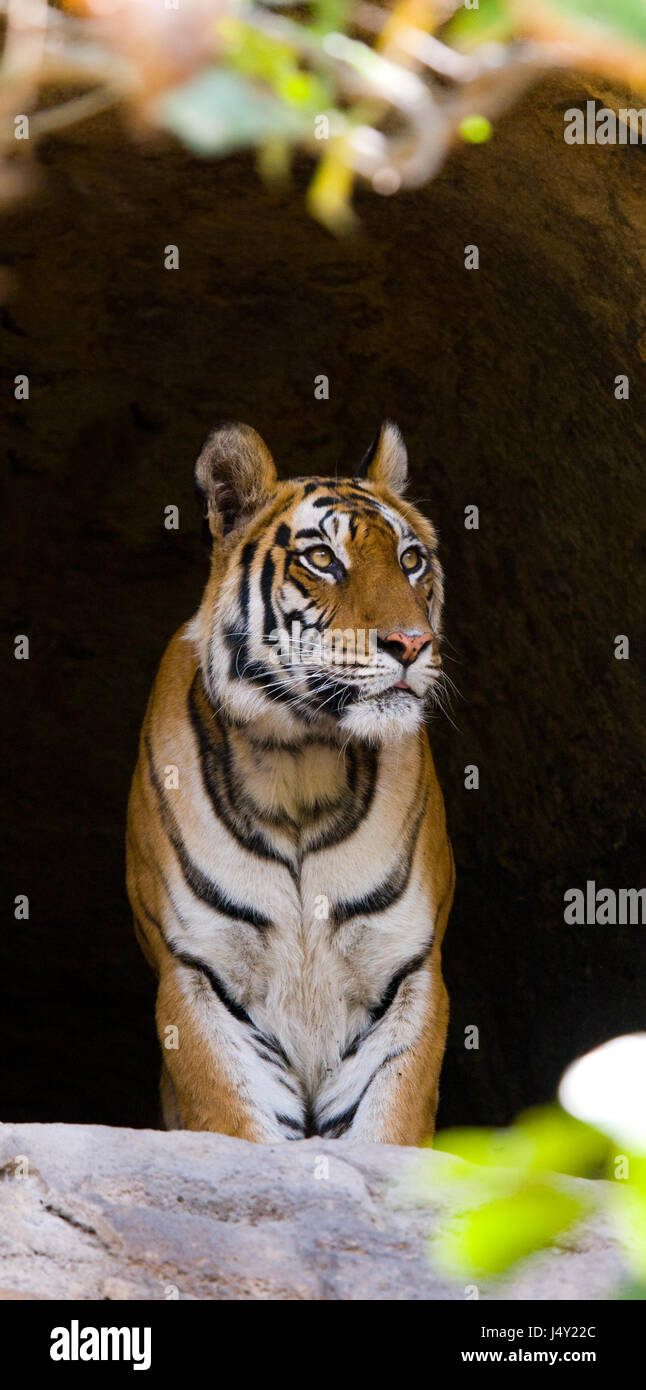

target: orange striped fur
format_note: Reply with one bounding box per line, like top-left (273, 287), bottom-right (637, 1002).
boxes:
top-left (126, 422), bottom-right (454, 1143)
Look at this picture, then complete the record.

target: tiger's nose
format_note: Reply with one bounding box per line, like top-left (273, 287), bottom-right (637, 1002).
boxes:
top-left (381, 631), bottom-right (433, 666)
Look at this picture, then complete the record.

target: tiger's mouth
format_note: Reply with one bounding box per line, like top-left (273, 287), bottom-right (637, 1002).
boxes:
top-left (382, 683), bottom-right (424, 702)
top-left (363, 681), bottom-right (422, 701)
top-left (306, 662), bottom-right (435, 701)
top-left (308, 668), bottom-right (428, 702)
top-left (345, 676), bottom-right (429, 707)
top-left (332, 672), bottom-right (432, 742)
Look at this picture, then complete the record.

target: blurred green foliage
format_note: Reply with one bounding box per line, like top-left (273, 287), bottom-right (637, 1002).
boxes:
top-left (434, 1104), bottom-right (609, 1176)
top-left (552, 0), bottom-right (646, 46)
top-left (150, 0), bottom-right (646, 227)
top-left (457, 115), bottom-right (494, 144)
top-left (4, 0), bottom-right (646, 225)
top-left (424, 1103), bottom-right (646, 1293)
top-left (447, 0), bottom-right (515, 47)
top-left (445, 1183), bottom-right (586, 1276)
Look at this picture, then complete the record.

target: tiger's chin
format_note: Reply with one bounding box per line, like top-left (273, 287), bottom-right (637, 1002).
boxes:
top-left (338, 687), bottom-right (426, 744)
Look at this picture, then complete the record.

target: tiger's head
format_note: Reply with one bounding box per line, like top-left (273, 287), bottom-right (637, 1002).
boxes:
top-left (192, 422), bottom-right (445, 745)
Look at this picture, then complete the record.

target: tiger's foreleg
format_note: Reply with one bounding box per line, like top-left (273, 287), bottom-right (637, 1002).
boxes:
top-left (313, 956), bottom-right (449, 1146)
top-left (159, 1062), bottom-right (182, 1130)
top-left (155, 960), bottom-right (306, 1142)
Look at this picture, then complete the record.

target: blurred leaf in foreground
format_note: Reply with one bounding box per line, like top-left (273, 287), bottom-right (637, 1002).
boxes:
top-left (516, 0), bottom-right (646, 84)
top-left (307, 146), bottom-right (357, 232)
top-left (424, 1042), bottom-right (646, 1290)
top-left (548, 0), bottom-right (646, 46)
top-left (438, 1181), bottom-right (587, 1278)
top-left (433, 1104), bottom-right (608, 1176)
top-left (447, 0), bottom-right (517, 48)
top-left (459, 114), bottom-right (494, 143)
top-left (156, 68), bottom-right (309, 156)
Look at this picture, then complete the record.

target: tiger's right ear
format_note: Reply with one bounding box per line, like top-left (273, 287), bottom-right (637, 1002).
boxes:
top-left (195, 423), bottom-right (278, 538)
top-left (354, 420), bottom-right (408, 495)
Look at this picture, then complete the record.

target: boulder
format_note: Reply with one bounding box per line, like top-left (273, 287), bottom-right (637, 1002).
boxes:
top-left (0, 1123), bottom-right (626, 1301)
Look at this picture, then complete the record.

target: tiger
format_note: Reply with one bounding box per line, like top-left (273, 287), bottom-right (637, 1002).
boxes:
top-left (126, 420), bottom-right (454, 1144)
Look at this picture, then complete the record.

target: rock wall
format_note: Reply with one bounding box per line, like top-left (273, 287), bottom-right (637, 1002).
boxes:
top-left (3, 72), bottom-right (645, 1131)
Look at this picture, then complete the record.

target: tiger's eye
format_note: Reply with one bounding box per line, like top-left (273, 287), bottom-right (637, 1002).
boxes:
top-left (307, 545), bottom-right (334, 570)
top-left (401, 546), bottom-right (422, 573)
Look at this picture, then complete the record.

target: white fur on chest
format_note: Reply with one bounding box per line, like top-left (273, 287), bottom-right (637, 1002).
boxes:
top-left (166, 727), bottom-right (433, 1090)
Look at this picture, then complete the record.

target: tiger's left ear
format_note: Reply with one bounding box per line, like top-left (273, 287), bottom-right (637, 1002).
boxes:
top-left (354, 420), bottom-right (408, 495)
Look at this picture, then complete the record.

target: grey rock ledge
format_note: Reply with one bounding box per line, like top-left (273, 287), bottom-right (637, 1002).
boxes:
top-left (0, 1123), bottom-right (626, 1300)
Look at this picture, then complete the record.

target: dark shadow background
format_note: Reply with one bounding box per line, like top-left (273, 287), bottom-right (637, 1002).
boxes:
top-left (3, 74), bottom-right (645, 1131)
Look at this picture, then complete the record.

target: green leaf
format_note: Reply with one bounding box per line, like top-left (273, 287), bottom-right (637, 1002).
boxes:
top-left (307, 149), bottom-right (356, 232)
top-left (549, 0), bottom-right (646, 47)
top-left (434, 1126), bottom-right (528, 1168)
top-left (515, 1105), bottom-right (609, 1177)
top-left (447, 0), bottom-right (515, 48)
top-left (275, 70), bottom-right (329, 108)
top-left (218, 22), bottom-right (331, 114)
top-left (441, 1182), bottom-right (587, 1276)
top-left (434, 1105), bottom-right (608, 1177)
top-left (220, 19), bottom-right (295, 84)
top-left (157, 69), bottom-right (308, 157)
top-left (311, 0), bottom-right (353, 36)
top-left (459, 114), bottom-right (493, 144)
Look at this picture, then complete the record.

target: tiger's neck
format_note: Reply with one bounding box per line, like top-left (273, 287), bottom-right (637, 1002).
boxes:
top-left (189, 667), bottom-right (423, 861)
top-left (222, 717), bottom-right (364, 828)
